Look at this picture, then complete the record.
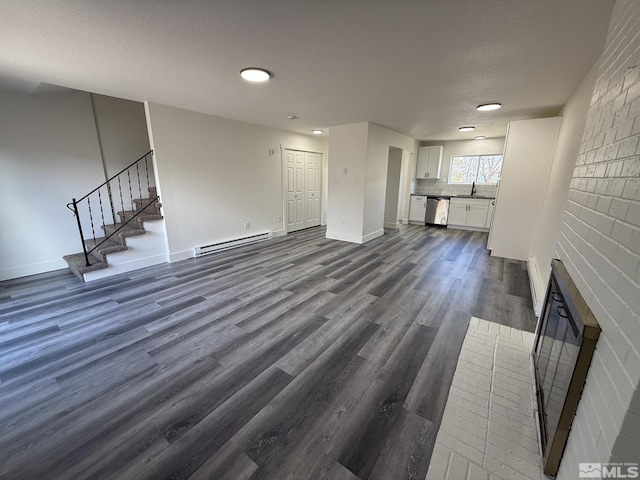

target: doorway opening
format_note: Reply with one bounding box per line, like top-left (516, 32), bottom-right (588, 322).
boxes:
top-left (383, 146), bottom-right (403, 229)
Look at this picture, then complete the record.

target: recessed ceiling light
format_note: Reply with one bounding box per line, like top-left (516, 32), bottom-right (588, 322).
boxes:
top-left (240, 67), bottom-right (271, 82)
top-left (474, 136), bottom-right (486, 140)
top-left (477, 103), bottom-right (502, 111)
top-left (311, 130), bottom-right (324, 135)
top-left (459, 126), bottom-right (475, 132)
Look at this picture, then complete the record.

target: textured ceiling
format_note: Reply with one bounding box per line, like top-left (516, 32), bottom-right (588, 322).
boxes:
top-left (0, 0), bottom-right (614, 140)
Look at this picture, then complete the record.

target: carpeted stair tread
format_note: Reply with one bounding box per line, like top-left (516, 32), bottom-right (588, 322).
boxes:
top-left (85, 237), bottom-right (128, 262)
top-left (133, 197), bottom-right (160, 210)
top-left (63, 253), bottom-right (108, 280)
top-left (134, 214), bottom-right (163, 223)
top-left (116, 210), bottom-right (163, 224)
top-left (102, 223), bottom-right (147, 238)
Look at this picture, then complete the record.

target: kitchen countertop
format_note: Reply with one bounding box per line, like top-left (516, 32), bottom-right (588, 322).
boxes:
top-left (450, 194), bottom-right (495, 199)
top-left (411, 194), bottom-right (495, 199)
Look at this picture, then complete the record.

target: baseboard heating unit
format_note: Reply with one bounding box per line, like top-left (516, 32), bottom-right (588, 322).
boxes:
top-left (194, 232), bottom-right (272, 257)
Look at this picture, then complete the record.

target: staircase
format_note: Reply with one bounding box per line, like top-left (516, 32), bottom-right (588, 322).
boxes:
top-left (63, 151), bottom-right (165, 281)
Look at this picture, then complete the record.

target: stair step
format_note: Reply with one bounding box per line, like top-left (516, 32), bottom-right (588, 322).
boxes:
top-left (117, 210), bottom-right (163, 224)
top-left (148, 186), bottom-right (157, 197)
top-left (63, 253), bottom-right (108, 281)
top-left (133, 197), bottom-right (161, 211)
top-left (85, 237), bottom-right (128, 262)
top-left (102, 223), bottom-right (146, 245)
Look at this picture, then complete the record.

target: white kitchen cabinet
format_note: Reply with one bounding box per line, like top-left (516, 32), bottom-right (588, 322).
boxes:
top-left (409, 195), bottom-right (427, 224)
top-left (416, 146), bottom-right (443, 179)
top-left (448, 198), bottom-right (491, 230)
top-left (448, 202), bottom-right (468, 225)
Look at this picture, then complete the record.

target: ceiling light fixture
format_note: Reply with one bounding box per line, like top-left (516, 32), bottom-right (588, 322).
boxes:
top-left (240, 67), bottom-right (272, 82)
top-left (475, 136), bottom-right (486, 140)
top-left (459, 126), bottom-right (475, 132)
top-left (311, 129), bottom-right (324, 135)
top-left (288, 115), bottom-right (298, 120)
top-left (477, 103), bottom-right (502, 111)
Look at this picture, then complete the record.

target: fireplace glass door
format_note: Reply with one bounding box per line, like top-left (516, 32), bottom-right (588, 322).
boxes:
top-left (533, 259), bottom-right (600, 477)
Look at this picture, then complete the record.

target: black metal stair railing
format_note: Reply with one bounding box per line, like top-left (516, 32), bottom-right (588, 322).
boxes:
top-left (66, 150), bottom-right (159, 267)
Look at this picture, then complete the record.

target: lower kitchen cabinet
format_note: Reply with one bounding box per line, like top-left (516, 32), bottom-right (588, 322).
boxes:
top-left (448, 198), bottom-right (492, 230)
top-left (409, 195), bottom-right (427, 224)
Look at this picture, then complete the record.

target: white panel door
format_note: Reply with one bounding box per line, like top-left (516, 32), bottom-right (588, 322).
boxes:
top-left (305, 152), bottom-right (321, 227)
top-left (285, 150), bottom-right (305, 231)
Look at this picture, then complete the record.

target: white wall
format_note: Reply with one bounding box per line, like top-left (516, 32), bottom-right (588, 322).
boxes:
top-left (528, 62), bottom-right (598, 313)
top-left (364, 123), bottom-right (417, 240)
top-left (384, 147), bottom-right (402, 228)
top-left (326, 123), bottom-right (368, 243)
top-left (91, 94), bottom-right (150, 179)
top-left (0, 91), bottom-right (105, 280)
top-left (145, 102), bottom-right (327, 262)
top-left (555, 0), bottom-right (640, 475)
top-left (416, 138), bottom-right (506, 196)
top-left (327, 122), bottom-right (417, 243)
top-left (488, 117), bottom-right (562, 261)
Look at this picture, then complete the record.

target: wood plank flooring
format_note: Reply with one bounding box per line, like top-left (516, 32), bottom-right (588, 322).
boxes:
top-left (0, 225), bottom-right (538, 480)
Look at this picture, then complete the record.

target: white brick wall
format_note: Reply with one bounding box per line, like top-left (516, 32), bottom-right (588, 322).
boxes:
top-left (555, 0), bottom-right (640, 477)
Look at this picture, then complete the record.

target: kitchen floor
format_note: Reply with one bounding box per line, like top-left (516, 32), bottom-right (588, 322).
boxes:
top-left (0, 225), bottom-right (537, 479)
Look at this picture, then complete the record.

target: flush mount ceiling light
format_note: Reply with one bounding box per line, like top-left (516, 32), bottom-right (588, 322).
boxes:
top-left (311, 129), bottom-right (324, 135)
top-left (477, 103), bottom-right (502, 111)
top-left (475, 136), bottom-right (486, 140)
top-left (459, 126), bottom-right (475, 132)
top-left (288, 115), bottom-right (299, 120)
top-left (240, 67), bottom-right (272, 82)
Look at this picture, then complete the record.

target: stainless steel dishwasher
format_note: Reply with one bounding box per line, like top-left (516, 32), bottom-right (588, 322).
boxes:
top-left (425, 196), bottom-right (450, 226)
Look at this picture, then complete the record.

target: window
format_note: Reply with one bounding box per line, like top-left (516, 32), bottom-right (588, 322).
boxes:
top-left (449, 154), bottom-right (503, 184)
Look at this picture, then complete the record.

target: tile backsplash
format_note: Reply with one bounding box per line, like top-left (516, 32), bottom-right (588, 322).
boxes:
top-left (412, 179), bottom-right (498, 197)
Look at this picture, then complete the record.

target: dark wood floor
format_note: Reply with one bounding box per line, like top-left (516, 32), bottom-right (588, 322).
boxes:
top-left (0, 225), bottom-right (537, 480)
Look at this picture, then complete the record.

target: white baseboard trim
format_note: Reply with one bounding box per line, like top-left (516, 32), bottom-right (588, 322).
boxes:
top-left (83, 254), bottom-right (167, 282)
top-left (272, 229), bottom-right (286, 238)
top-left (384, 222), bottom-right (400, 229)
top-left (447, 225), bottom-right (489, 232)
top-left (362, 229), bottom-right (384, 243)
top-left (0, 259), bottom-right (67, 281)
top-left (326, 231), bottom-right (365, 244)
top-left (169, 249), bottom-right (193, 263)
top-left (527, 256), bottom-right (545, 317)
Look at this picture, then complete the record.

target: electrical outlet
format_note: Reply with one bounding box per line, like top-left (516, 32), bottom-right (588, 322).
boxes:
top-left (244, 222), bottom-right (250, 229)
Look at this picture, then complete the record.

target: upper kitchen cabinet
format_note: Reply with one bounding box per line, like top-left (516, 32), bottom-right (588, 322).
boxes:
top-left (416, 146), bottom-right (443, 179)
